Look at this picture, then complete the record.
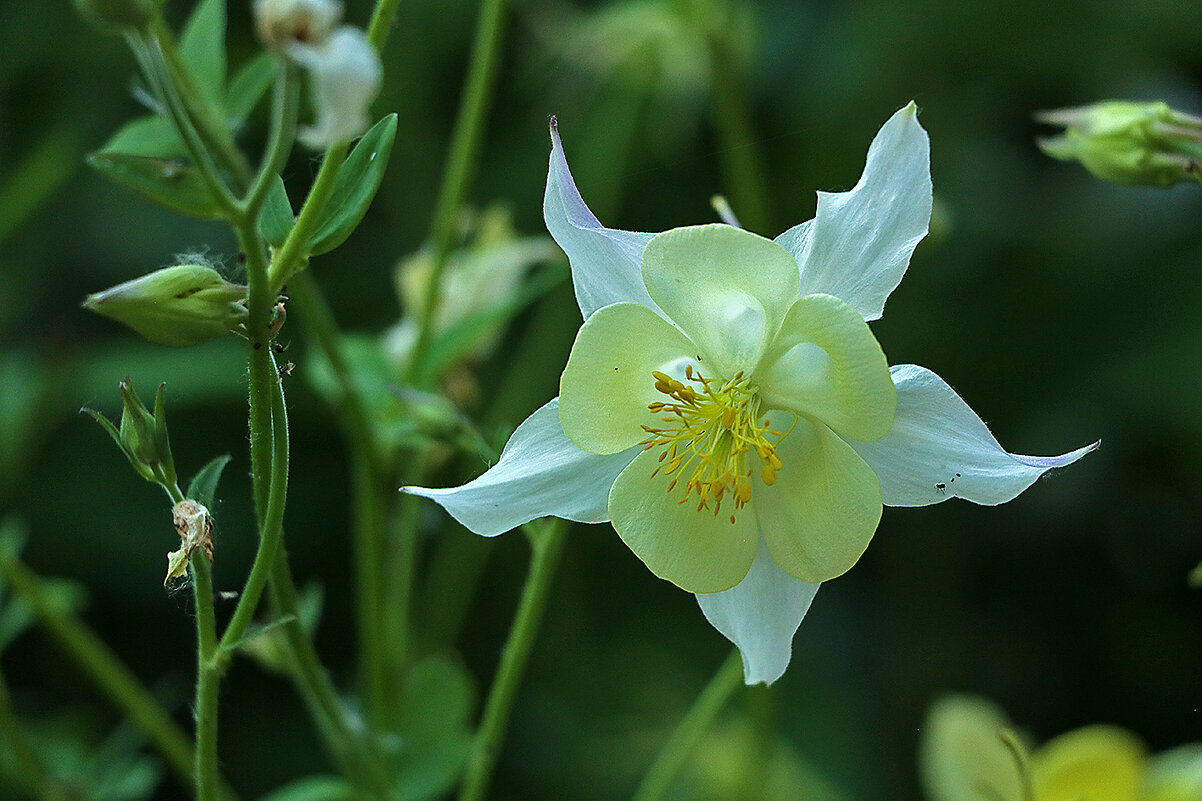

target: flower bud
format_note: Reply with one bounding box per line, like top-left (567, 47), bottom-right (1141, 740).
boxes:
top-left (253, 0), bottom-right (342, 51)
top-left (84, 378), bottom-right (177, 491)
top-left (83, 265), bottom-right (248, 347)
top-left (73, 0), bottom-right (158, 33)
top-left (1036, 101), bottom-right (1202, 187)
top-left (289, 26), bottom-right (382, 149)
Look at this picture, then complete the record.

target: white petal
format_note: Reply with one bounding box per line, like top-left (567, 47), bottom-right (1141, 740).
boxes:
top-left (543, 118), bottom-right (660, 319)
top-left (404, 398), bottom-right (639, 535)
top-left (776, 103), bottom-right (932, 321)
top-left (695, 539), bottom-right (820, 686)
top-left (847, 365), bottom-right (1099, 507)
top-left (289, 26), bottom-right (382, 149)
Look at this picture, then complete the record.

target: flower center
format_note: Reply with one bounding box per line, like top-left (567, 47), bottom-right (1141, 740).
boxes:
top-left (639, 365), bottom-right (791, 524)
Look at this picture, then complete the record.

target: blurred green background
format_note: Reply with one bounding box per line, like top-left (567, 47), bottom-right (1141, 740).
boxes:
top-left (2, 0), bottom-right (1201, 799)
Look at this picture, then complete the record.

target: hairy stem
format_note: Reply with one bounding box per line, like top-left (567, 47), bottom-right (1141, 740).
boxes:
top-left (457, 519), bottom-right (566, 801)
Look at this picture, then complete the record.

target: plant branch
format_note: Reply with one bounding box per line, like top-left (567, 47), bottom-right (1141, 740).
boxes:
top-left (456, 519), bottom-right (566, 801)
top-left (630, 649), bottom-right (744, 801)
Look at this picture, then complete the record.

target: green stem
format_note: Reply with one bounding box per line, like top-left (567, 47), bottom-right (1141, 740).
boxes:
top-left (456, 519), bottom-right (566, 801)
top-left (630, 650), bottom-right (744, 801)
top-left (265, 142), bottom-right (348, 289)
top-left (0, 663), bottom-right (56, 796)
top-left (134, 31), bottom-right (240, 217)
top-left (366, 0), bottom-right (404, 50)
top-left (407, 0), bottom-right (511, 385)
top-left (242, 61), bottom-right (301, 219)
top-left (350, 447), bottom-right (388, 725)
top-left (267, 552), bottom-right (388, 797)
top-left (1000, 728), bottom-right (1036, 801)
top-left (216, 224), bottom-right (289, 663)
top-left (380, 454), bottom-right (427, 724)
top-left (149, 14), bottom-right (253, 191)
top-left (0, 551), bottom-right (203, 795)
top-left (285, 272), bottom-right (391, 724)
top-left (706, 32), bottom-right (772, 235)
top-left (191, 552), bottom-right (220, 801)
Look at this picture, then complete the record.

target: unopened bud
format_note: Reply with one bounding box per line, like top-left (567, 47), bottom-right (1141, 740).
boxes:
top-left (253, 0), bottom-right (342, 51)
top-left (84, 378), bottom-right (177, 492)
top-left (289, 26), bottom-right (382, 149)
top-left (73, 0), bottom-right (157, 33)
top-left (1037, 101), bottom-right (1202, 187)
top-left (83, 265), bottom-right (248, 347)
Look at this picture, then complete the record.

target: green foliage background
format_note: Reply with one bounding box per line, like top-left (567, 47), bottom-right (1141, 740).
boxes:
top-left (1, 0), bottom-right (1200, 798)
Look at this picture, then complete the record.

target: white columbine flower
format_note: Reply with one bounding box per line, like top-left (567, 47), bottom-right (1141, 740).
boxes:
top-left (406, 103), bottom-right (1097, 685)
top-left (288, 25), bottom-right (382, 149)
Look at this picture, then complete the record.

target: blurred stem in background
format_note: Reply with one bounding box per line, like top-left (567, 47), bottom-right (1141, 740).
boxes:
top-left (705, 9), bottom-right (771, 235)
top-left (631, 649), bottom-right (745, 801)
top-left (457, 518), bottom-right (566, 801)
top-left (0, 543), bottom-right (205, 795)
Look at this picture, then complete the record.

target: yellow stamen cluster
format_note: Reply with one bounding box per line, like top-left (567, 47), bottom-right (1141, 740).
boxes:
top-left (640, 365), bottom-right (789, 524)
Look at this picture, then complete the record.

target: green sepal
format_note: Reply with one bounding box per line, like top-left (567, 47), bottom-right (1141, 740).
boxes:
top-left (259, 175), bottom-right (295, 247)
top-left (151, 383), bottom-right (176, 488)
top-left (179, 0), bottom-right (227, 110)
top-left (99, 115), bottom-right (188, 159)
top-left (307, 114), bottom-right (398, 256)
top-left (186, 454), bottom-right (231, 509)
top-left (226, 53), bottom-right (279, 130)
top-left (86, 153), bottom-right (225, 219)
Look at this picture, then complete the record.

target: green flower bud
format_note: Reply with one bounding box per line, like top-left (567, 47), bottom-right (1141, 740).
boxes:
top-left (73, 0), bottom-right (158, 33)
top-left (83, 265), bottom-right (248, 347)
top-left (1037, 101), bottom-right (1202, 187)
top-left (83, 378), bottom-right (177, 493)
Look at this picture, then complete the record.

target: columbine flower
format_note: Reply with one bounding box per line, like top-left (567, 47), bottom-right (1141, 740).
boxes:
top-left (289, 26), bottom-right (382, 149)
top-left (406, 104), bottom-right (1096, 685)
top-left (921, 694), bottom-right (1202, 801)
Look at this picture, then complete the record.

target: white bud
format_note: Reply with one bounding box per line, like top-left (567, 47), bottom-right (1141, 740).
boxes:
top-left (253, 0), bottom-right (342, 50)
top-left (289, 26), bottom-right (383, 149)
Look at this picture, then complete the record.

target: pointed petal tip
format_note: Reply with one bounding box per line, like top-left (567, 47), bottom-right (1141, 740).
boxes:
top-left (1011, 438), bottom-right (1100, 470)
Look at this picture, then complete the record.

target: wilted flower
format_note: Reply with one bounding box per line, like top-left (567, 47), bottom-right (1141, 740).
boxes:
top-left (83, 264), bottom-right (248, 347)
top-left (407, 104), bottom-right (1096, 684)
top-left (1037, 100), bottom-right (1202, 187)
top-left (254, 0), bottom-right (342, 50)
top-left (289, 26), bottom-right (382, 149)
top-left (165, 499), bottom-right (214, 585)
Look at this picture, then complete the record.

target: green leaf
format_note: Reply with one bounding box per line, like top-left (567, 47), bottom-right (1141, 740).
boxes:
top-left (421, 262), bottom-right (566, 383)
top-left (389, 655), bottom-right (476, 801)
top-left (186, 454), bottom-right (231, 508)
top-left (219, 614), bottom-right (297, 654)
top-left (100, 115), bottom-right (188, 159)
top-left (307, 114), bottom-right (398, 256)
top-left (86, 153), bottom-right (225, 219)
top-left (179, 0), bottom-right (227, 111)
top-left (259, 176), bottom-right (294, 247)
top-left (256, 776), bottom-right (355, 801)
top-left (226, 53), bottom-right (279, 130)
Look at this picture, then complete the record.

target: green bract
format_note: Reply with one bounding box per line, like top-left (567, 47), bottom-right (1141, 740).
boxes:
top-left (559, 224), bottom-right (893, 592)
